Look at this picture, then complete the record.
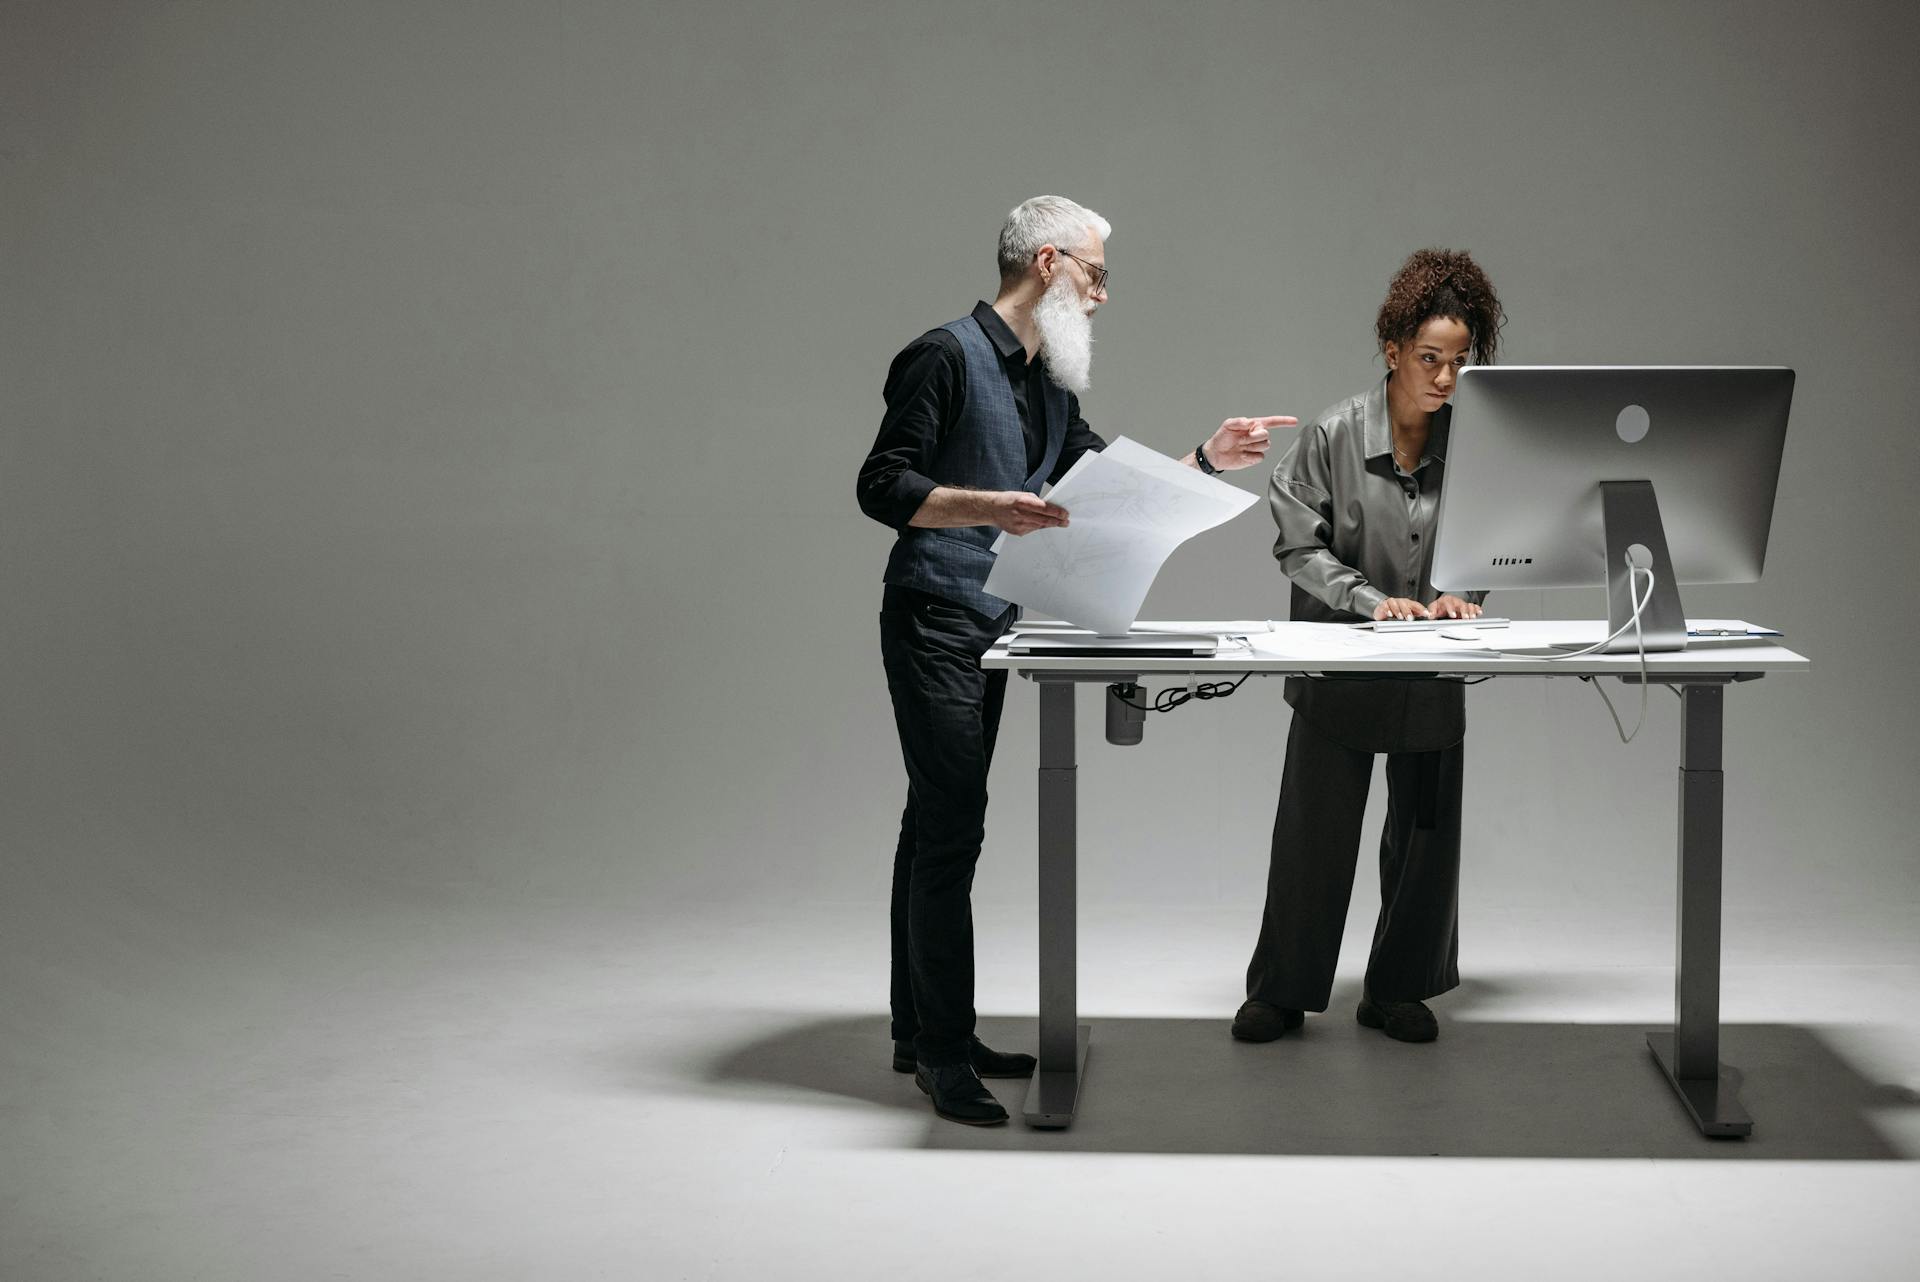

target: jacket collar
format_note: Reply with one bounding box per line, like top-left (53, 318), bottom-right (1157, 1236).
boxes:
top-left (1364, 375), bottom-right (1452, 463)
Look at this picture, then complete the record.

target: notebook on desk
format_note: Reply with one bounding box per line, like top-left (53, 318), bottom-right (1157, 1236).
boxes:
top-left (1003, 630), bottom-right (1222, 657)
top-left (1686, 620), bottom-right (1783, 638)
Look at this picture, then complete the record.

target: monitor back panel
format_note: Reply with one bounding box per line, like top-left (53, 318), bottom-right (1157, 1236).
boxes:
top-left (1431, 366), bottom-right (1793, 592)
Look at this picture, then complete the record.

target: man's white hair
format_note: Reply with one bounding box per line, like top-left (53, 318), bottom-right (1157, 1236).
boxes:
top-left (996, 195), bottom-right (1110, 284)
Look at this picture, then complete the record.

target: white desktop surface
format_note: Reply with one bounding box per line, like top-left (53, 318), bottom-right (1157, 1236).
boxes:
top-left (985, 618), bottom-right (1808, 677)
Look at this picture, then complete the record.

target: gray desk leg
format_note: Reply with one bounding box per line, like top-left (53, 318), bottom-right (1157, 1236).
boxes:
top-left (1026, 679), bottom-right (1090, 1128)
top-left (1646, 681), bottom-right (1753, 1137)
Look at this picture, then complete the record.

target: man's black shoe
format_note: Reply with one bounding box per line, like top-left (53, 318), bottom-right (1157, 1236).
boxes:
top-left (1356, 996), bottom-right (1439, 1043)
top-left (913, 1062), bottom-right (1009, 1126)
top-left (1231, 999), bottom-right (1305, 1042)
top-left (892, 1036), bottom-right (1037, 1078)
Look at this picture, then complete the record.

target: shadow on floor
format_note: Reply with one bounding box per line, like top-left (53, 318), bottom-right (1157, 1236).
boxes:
top-left (700, 999), bottom-right (1918, 1159)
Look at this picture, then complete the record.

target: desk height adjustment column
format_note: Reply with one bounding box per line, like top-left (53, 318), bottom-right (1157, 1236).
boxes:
top-left (1029, 677), bottom-right (1090, 1128)
top-left (1647, 679), bottom-right (1752, 1137)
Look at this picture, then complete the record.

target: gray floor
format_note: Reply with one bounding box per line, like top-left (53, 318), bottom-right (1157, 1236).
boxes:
top-left (4, 880), bottom-right (1917, 1281)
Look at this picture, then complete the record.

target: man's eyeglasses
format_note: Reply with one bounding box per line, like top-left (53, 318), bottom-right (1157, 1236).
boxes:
top-left (1054, 248), bottom-right (1108, 293)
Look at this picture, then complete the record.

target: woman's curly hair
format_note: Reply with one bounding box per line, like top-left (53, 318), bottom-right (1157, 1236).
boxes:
top-left (1375, 248), bottom-right (1505, 366)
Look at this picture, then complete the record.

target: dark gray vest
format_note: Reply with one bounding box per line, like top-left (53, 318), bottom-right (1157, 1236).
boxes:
top-left (882, 314), bottom-right (1067, 614)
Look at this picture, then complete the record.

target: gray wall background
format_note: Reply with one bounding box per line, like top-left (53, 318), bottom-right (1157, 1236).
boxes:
top-left (5, 0), bottom-right (1917, 952)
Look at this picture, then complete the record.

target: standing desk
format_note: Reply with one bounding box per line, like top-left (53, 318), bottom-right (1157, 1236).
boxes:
top-left (981, 620), bottom-right (1809, 1137)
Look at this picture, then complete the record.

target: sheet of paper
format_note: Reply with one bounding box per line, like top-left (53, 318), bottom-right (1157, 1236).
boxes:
top-left (983, 437), bottom-right (1258, 635)
top-left (1251, 622), bottom-right (1513, 661)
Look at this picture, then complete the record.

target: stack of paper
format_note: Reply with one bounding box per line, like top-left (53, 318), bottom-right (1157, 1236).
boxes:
top-left (983, 437), bottom-right (1258, 636)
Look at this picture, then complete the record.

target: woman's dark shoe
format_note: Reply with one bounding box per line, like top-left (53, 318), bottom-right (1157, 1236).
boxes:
top-left (1356, 996), bottom-right (1439, 1043)
top-left (913, 1062), bottom-right (1010, 1126)
top-left (1231, 999), bottom-right (1306, 1042)
top-left (892, 1036), bottom-right (1037, 1078)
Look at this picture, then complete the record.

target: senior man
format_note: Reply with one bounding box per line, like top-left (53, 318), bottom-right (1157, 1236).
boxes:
top-left (857, 195), bottom-right (1292, 1125)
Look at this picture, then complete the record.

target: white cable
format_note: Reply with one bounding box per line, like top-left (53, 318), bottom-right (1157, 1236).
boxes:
top-left (1514, 562), bottom-right (1655, 660)
top-left (1585, 562), bottom-right (1650, 744)
top-left (1484, 553), bottom-right (1656, 743)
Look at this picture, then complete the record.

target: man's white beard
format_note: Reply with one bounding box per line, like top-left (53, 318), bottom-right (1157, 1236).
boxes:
top-left (1033, 273), bottom-right (1094, 395)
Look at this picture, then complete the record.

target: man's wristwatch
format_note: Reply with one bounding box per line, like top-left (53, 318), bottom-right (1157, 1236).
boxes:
top-left (1194, 441), bottom-right (1220, 475)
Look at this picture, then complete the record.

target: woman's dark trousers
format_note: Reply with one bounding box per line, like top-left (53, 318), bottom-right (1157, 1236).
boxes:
top-left (1246, 712), bottom-right (1464, 1011)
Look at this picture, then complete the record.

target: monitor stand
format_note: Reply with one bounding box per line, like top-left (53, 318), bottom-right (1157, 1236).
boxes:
top-left (1599, 480), bottom-right (1687, 652)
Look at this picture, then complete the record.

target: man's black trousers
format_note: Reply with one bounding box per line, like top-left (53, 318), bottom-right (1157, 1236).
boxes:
top-left (1245, 711), bottom-right (1464, 1012)
top-left (879, 586), bottom-right (1015, 1068)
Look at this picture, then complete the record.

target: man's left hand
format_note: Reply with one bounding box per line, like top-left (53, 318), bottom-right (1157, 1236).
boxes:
top-left (1204, 416), bottom-right (1294, 470)
top-left (1430, 595), bottom-right (1483, 620)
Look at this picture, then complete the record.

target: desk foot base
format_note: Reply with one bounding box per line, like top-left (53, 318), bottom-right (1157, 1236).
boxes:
top-left (1023, 1025), bottom-right (1090, 1129)
top-left (1647, 1032), bottom-right (1752, 1138)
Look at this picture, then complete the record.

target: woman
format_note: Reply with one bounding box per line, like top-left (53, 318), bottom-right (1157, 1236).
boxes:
top-left (1233, 248), bottom-right (1504, 1046)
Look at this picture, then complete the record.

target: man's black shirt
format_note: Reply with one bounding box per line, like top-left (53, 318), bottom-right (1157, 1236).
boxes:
top-left (857, 301), bottom-right (1107, 530)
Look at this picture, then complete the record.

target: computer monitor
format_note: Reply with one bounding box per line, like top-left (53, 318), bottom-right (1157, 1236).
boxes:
top-left (1430, 366), bottom-right (1794, 651)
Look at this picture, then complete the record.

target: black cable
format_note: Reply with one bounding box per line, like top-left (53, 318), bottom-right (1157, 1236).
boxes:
top-left (1117, 669), bottom-right (1496, 714)
top-left (1113, 672), bottom-right (1251, 714)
